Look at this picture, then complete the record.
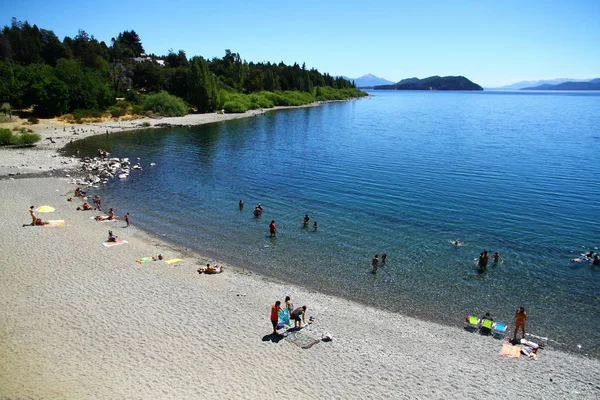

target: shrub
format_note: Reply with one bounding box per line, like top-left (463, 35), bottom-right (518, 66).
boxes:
top-left (108, 107), bottom-right (127, 118)
top-left (141, 91), bottom-right (188, 117)
top-left (223, 100), bottom-right (248, 113)
top-left (0, 128), bottom-right (12, 145)
top-left (248, 93), bottom-right (274, 109)
top-left (12, 132), bottom-right (41, 146)
top-left (12, 126), bottom-right (19, 131)
top-left (73, 109), bottom-right (105, 123)
top-left (27, 117), bottom-right (39, 124)
top-left (131, 105), bottom-right (144, 115)
top-left (141, 121), bottom-right (151, 127)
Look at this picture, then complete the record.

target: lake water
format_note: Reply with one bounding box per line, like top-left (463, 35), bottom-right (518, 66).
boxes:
top-left (74, 90), bottom-right (600, 356)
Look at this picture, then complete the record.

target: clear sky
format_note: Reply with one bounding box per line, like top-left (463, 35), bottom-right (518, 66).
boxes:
top-left (2, 0), bottom-right (599, 87)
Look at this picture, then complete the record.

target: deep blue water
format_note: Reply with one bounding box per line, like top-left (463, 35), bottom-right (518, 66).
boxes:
top-left (76, 91), bottom-right (600, 356)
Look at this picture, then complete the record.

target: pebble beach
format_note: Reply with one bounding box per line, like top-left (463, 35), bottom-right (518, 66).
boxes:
top-left (1, 112), bottom-right (599, 399)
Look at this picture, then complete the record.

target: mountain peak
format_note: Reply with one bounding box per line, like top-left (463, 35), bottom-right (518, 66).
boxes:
top-left (339, 74), bottom-right (394, 88)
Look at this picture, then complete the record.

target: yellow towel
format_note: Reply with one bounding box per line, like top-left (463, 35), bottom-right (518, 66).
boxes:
top-left (165, 258), bottom-right (182, 264)
top-left (500, 343), bottom-right (521, 358)
top-left (45, 220), bottom-right (65, 227)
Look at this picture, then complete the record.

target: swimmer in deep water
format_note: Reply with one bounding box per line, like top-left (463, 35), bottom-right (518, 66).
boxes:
top-left (452, 240), bottom-right (463, 246)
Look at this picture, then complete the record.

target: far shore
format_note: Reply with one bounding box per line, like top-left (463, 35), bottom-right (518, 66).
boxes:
top-left (1, 101), bottom-right (599, 399)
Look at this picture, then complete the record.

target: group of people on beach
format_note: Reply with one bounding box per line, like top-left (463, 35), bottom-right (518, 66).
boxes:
top-left (476, 306), bottom-right (527, 342)
top-left (270, 296), bottom-right (309, 335)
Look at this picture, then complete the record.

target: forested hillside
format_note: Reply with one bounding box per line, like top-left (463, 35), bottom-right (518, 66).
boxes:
top-left (0, 18), bottom-right (365, 118)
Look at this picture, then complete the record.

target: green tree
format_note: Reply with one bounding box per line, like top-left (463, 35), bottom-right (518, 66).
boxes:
top-left (21, 63), bottom-right (69, 116)
top-left (188, 56), bottom-right (218, 112)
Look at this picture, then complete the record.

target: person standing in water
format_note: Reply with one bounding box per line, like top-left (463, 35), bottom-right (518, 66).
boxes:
top-left (371, 255), bottom-right (380, 273)
top-left (269, 220), bottom-right (277, 237)
top-left (478, 251), bottom-right (489, 271)
top-left (382, 254), bottom-right (389, 265)
top-left (303, 214), bottom-right (310, 226)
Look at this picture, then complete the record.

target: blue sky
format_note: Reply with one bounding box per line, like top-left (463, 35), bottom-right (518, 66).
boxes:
top-left (2, 0), bottom-right (599, 87)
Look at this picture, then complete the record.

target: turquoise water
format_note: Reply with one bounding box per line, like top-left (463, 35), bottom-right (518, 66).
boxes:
top-left (75, 91), bottom-right (600, 356)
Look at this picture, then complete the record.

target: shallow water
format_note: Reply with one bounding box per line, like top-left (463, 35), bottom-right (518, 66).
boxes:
top-left (75, 90), bottom-right (600, 356)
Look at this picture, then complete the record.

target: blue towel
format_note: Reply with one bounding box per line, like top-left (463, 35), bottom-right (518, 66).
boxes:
top-left (278, 308), bottom-right (290, 327)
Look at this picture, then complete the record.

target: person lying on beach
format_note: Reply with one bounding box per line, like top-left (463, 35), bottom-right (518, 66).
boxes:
top-left (95, 215), bottom-right (110, 221)
top-left (34, 218), bottom-right (48, 226)
top-left (77, 202), bottom-right (93, 211)
top-left (197, 263), bottom-right (224, 274)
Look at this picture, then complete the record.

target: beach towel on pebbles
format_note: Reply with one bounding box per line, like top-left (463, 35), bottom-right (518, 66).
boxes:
top-left (500, 343), bottom-right (521, 358)
top-left (285, 330), bottom-right (320, 349)
top-left (102, 240), bottom-right (128, 248)
top-left (44, 220), bottom-right (65, 227)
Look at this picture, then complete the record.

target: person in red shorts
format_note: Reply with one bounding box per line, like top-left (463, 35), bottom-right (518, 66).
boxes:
top-left (269, 220), bottom-right (277, 237)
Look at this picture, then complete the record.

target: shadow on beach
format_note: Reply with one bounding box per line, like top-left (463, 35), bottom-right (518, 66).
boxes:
top-left (261, 333), bottom-right (284, 343)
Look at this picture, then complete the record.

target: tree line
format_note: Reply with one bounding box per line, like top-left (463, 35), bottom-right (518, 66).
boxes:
top-left (0, 18), bottom-right (364, 118)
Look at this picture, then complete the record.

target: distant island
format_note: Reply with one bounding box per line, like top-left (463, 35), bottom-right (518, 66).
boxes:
top-left (338, 74), bottom-right (395, 88)
top-left (374, 76), bottom-right (483, 91)
top-left (521, 78), bottom-right (600, 90)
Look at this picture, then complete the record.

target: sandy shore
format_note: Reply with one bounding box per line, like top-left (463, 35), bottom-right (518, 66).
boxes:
top-left (1, 112), bottom-right (599, 399)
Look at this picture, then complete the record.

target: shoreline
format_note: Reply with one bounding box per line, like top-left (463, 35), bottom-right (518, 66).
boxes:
top-left (1, 108), bottom-right (599, 398)
top-left (0, 103), bottom-right (322, 177)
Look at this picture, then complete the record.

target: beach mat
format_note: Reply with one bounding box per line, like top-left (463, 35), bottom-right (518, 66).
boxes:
top-left (285, 330), bottom-right (320, 349)
top-left (90, 216), bottom-right (119, 223)
top-left (165, 258), bottom-right (182, 264)
top-left (44, 220), bottom-right (65, 227)
top-left (500, 343), bottom-right (521, 358)
top-left (136, 256), bottom-right (154, 264)
top-left (102, 240), bottom-right (128, 248)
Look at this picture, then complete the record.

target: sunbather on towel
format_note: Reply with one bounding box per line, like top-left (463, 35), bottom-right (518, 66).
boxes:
top-left (197, 263), bottom-right (224, 274)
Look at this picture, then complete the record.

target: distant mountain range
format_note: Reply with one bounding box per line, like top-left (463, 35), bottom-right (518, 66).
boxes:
top-left (521, 78), bottom-right (600, 90)
top-left (339, 74), bottom-right (395, 88)
top-left (490, 78), bottom-right (599, 90)
top-left (374, 76), bottom-right (483, 91)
